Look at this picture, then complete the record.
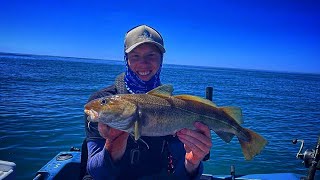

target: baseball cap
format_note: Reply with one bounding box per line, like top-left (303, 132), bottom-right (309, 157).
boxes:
top-left (124, 25), bottom-right (165, 54)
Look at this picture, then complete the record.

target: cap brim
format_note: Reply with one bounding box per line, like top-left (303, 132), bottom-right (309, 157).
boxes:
top-left (125, 40), bottom-right (166, 54)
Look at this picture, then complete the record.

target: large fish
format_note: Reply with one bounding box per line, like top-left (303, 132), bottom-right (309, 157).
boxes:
top-left (84, 85), bottom-right (267, 160)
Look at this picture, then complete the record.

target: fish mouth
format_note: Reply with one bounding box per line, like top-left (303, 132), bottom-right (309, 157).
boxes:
top-left (84, 109), bottom-right (99, 121)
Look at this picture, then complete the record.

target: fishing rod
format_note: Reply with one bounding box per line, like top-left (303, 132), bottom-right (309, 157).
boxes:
top-left (293, 134), bottom-right (320, 180)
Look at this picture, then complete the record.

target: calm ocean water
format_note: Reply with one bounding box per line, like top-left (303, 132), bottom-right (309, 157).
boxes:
top-left (0, 53), bottom-right (319, 179)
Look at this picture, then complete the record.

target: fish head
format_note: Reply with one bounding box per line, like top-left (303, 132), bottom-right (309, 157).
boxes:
top-left (84, 95), bottom-right (137, 131)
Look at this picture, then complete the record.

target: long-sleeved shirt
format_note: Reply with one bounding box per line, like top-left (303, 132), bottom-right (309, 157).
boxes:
top-left (84, 84), bottom-right (203, 179)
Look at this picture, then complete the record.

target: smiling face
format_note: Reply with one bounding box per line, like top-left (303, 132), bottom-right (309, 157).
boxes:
top-left (127, 43), bottom-right (162, 81)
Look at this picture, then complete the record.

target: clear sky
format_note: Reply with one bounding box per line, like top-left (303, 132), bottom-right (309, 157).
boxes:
top-left (1, 0), bottom-right (319, 73)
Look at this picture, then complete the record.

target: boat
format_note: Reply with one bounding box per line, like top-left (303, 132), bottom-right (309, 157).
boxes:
top-left (0, 160), bottom-right (16, 180)
top-left (29, 136), bottom-right (318, 180)
top-left (32, 149), bottom-right (303, 180)
top-left (0, 136), bottom-right (318, 180)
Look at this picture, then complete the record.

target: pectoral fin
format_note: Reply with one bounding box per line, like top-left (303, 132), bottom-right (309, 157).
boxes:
top-left (134, 121), bottom-right (141, 140)
top-left (133, 107), bottom-right (143, 141)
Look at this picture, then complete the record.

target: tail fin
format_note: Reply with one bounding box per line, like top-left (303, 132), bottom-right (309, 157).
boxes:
top-left (238, 128), bottom-right (267, 160)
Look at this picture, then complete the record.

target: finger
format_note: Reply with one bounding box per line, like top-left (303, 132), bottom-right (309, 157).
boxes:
top-left (178, 130), bottom-right (211, 154)
top-left (98, 123), bottom-right (111, 138)
top-left (194, 122), bottom-right (211, 138)
top-left (179, 135), bottom-right (203, 154)
top-left (178, 128), bottom-right (212, 149)
top-left (98, 123), bottom-right (124, 140)
top-left (98, 122), bottom-right (109, 130)
top-left (178, 136), bottom-right (206, 163)
top-left (108, 131), bottom-right (129, 145)
top-left (116, 132), bottom-right (129, 141)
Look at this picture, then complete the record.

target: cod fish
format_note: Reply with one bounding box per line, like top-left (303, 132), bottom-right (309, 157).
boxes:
top-left (84, 85), bottom-right (267, 160)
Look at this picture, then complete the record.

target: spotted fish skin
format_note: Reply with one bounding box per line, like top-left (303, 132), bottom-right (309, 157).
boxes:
top-left (84, 85), bottom-right (267, 160)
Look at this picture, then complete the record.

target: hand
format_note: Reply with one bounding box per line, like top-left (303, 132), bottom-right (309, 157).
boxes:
top-left (98, 123), bottom-right (129, 162)
top-left (176, 122), bottom-right (212, 174)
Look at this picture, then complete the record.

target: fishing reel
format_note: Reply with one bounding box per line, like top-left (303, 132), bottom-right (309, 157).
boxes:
top-left (293, 135), bottom-right (320, 180)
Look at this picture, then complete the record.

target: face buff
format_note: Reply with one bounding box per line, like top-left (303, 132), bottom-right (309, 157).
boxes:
top-left (124, 59), bottom-right (162, 94)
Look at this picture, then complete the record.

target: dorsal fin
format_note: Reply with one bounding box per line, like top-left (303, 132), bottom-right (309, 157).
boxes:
top-left (220, 107), bottom-right (243, 124)
top-left (147, 84), bottom-right (173, 97)
top-left (174, 95), bottom-right (217, 107)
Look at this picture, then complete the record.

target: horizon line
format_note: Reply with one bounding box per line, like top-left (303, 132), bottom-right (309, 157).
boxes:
top-left (1, 51), bottom-right (319, 76)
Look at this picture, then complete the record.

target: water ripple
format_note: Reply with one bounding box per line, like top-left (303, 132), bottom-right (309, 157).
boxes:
top-left (1, 56), bottom-right (320, 179)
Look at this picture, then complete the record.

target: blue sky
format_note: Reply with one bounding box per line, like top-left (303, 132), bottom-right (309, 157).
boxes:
top-left (1, 0), bottom-right (319, 73)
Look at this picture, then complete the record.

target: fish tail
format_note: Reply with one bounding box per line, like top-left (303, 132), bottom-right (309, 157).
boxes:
top-left (238, 128), bottom-right (267, 160)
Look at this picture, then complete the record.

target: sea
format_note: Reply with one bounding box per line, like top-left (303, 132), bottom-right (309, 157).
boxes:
top-left (0, 53), bottom-right (319, 179)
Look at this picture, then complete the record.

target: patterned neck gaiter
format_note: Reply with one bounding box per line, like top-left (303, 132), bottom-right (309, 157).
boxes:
top-left (124, 59), bottom-right (162, 94)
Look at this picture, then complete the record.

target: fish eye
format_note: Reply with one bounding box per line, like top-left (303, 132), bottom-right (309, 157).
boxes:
top-left (101, 99), bottom-right (108, 105)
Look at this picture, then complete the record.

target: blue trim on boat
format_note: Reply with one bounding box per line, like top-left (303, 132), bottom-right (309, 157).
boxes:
top-left (201, 173), bottom-right (303, 180)
top-left (33, 151), bottom-right (305, 180)
top-left (34, 151), bottom-right (81, 180)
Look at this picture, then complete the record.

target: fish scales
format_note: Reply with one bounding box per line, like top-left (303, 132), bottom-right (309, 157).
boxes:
top-left (121, 94), bottom-right (245, 138)
top-left (84, 85), bottom-right (267, 160)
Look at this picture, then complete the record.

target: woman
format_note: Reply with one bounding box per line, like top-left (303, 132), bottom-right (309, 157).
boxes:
top-left (84, 25), bottom-right (212, 179)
